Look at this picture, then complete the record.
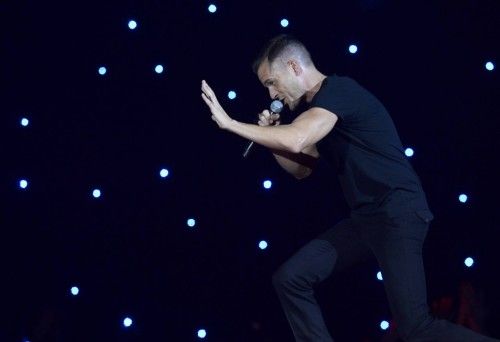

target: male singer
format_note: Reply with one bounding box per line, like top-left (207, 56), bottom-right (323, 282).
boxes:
top-left (201, 34), bottom-right (496, 341)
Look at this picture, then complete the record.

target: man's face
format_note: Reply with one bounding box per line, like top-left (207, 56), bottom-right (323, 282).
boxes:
top-left (257, 59), bottom-right (302, 110)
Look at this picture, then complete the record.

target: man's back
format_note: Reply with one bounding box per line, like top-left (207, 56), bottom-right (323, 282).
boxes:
top-left (309, 75), bottom-right (432, 218)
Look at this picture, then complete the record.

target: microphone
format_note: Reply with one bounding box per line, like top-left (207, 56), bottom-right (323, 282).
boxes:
top-left (242, 99), bottom-right (284, 158)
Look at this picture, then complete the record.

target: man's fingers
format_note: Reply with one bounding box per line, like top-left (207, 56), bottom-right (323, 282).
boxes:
top-left (271, 114), bottom-right (280, 121)
top-left (201, 93), bottom-right (213, 107)
top-left (202, 80), bottom-right (216, 100)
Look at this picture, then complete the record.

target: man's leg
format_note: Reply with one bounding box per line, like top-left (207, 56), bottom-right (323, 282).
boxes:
top-left (362, 211), bottom-right (498, 342)
top-left (272, 218), bottom-right (371, 342)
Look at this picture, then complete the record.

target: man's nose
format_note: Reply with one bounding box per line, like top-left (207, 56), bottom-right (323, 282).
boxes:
top-left (269, 88), bottom-right (278, 99)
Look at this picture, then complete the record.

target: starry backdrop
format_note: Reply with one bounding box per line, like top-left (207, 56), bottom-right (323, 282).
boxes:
top-left (2, 0), bottom-right (499, 341)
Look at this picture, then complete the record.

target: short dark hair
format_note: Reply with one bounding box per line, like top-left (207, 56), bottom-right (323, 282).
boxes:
top-left (252, 34), bottom-right (313, 74)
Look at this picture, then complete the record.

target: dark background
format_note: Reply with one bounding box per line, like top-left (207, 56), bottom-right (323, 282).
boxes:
top-left (2, 0), bottom-right (499, 341)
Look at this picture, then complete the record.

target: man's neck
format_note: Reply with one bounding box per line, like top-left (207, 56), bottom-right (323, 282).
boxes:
top-left (304, 71), bottom-right (327, 103)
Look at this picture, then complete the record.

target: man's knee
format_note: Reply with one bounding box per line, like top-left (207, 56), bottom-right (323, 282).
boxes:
top-left (272, 262), bottom-right (306, 292)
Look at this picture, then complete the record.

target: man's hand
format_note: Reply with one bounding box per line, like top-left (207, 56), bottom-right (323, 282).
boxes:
top-left (201, 80), bottom-right (233, 130)
top-left (258, 110), bottom-right (281, 127)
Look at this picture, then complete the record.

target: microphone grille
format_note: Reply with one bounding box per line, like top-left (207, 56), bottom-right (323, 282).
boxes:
top-left (270, 100), bottom-right (284, 113)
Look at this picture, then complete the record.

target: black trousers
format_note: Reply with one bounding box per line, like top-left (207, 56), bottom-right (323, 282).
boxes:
top-left (272, 211), bottom-right (497, 341)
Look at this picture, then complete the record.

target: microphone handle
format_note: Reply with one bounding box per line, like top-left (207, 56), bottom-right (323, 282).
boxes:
top-left (242, 141), bottom-right (254, 158)
top-left (242, 110), bottom-right (279, 158)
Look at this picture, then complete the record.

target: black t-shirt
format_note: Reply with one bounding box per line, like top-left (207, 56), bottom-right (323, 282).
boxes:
top-left (308, 74), bottom-right (432, 219)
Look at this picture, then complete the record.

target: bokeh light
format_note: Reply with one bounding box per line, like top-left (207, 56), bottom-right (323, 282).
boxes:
top-left (405, 148), bottom-right (414, 157)
top-left (208, 4), bottom-right (217, 13)
top-left (259, 241), bottom-right (268, 250)
top-left (128, 20), bottom-right (137, 30)
top-left (197, 329), bottom-right (207, 338)
top-left (465, 257), bottom-right (474, 268)
top-left (19, 179), bottom-right (28, 189)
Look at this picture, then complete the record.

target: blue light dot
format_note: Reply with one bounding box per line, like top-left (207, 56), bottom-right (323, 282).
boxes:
top-left (405, 148), bottom-right (414, 157)
top-left (459, 194), bottom-right (468, 203)
top-left (349, 44), bottom-right (358, 54)
top-left (380, 320), bottom-right (390, 330)
top-left (155, 64), bottom-right (164, 74)
top-left (21, 118), bottom-right (30, 127)
top-left (377, 271), bottom-right (383, 281)
top-left (187, 218), bottom-right (196, 227)
top-left (464, 257), bottom-right (474, 268)
top-left (228, 91), bottom-right (236, 100)
top-left (263, 180), bottom-right (272, 189)
top-left (280, 19), bottom-right (289, 28)
top-left (123, 317), bottom-right (133, 327)
top-left (128, 20), bottom-right (137, 30)
top-left (92, 189), bottom-right (101, 198)
top-left (70, 286), bottom-right (79, 296)
top-left (259, 240), bottom-right (268, 250)
top-left (197, 329), bottom-right (207, 338)
top-left (485, 61), bottom-right (494, 71)
top-left (98, 67), bottom-right (107, 75)
top-left (19, 179), bottom-right (28, 189)
top-left (208, 4), bottom-right (217, 13)
top-left (160, 168), bottom-right (169, 178)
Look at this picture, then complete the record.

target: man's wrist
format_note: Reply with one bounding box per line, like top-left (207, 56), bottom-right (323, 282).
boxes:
top-left (226, 118), bottom-right (238, 132)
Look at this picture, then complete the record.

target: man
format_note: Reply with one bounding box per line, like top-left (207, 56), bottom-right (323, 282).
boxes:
top-left (201, 34), bottom-right (496, 341)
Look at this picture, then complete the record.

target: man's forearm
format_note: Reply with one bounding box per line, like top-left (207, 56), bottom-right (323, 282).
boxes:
top-left (228, 120), bottom-right (304, 153)
top-left (271, 149), bottom-right (317, 179)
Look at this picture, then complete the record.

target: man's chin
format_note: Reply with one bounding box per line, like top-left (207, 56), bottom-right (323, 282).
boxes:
top-left (287, 99), bottom-right (299, 111)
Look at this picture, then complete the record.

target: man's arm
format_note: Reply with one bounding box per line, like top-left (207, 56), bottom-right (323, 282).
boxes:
top-left (201, 80), bottom-right (338, 153)
top-left (227, 107), bottom-right (337, 153)
top-left (271, 144), bottom-right (319, 179)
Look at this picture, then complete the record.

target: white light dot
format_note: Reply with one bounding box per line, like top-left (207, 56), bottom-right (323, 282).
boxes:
top-left (349, 44), bottom-right (358, 54)
top-left (128, 20), bottom-right (137, 30)
top-left (464, 257), bottom-right (474, 268)
top-left (208, 4), bottom-right (217, 13)
top-left (377, 271), bottom-right (383, 281)
top-left (405, 148), bottom-right (414, 157)
top-left (92, 189), bottom-right (101, 198)
top-left (485, 61), bottom-right (495, 71)
top-left (19, 179), bottom-right (28, 189)
top-left (21, 118), bottom-right (30, 127)
top-left (70, 286), bottom-right (79, 296)
top-left (98, 66), bottom-right (107, 75)
top-left (380, 320), bottom-right (390, 330)
top-left (263, 180), bottom-right (272, 189)
top-left (197, 329), bottom-right (207, 338)
top-left (160, 168), bottom-right (169, 178)
top-left (459, 194), bottom-right (468, 203)
top-left (187, 218), bottom-right (196, 227)
top-left (123, 317), bottom-right (133, 327)
top-left (259, 240), bottom-right (268, 250)
top-left (280, 19), bottom-right (289, 28)
top-left (228, 91), bottom-right (237, 100)
top-left (155, 64), bottom-right (164, 74)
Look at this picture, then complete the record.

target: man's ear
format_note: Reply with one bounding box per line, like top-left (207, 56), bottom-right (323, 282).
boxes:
top-left (287, 59), bottom-right (303, 76)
